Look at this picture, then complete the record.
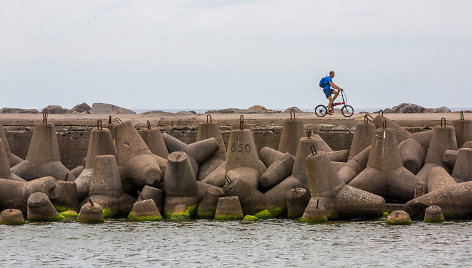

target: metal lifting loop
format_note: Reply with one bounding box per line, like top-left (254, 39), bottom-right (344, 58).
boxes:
top-left (310, 144), bottom-right (317, 155)
top-left (364, 114), bottom-right (370, 123)
top-left (225, 175), bottom-right (232, 184)
top-left (383, 120), bottom-right (387, 129)
top-left (379, 110), bottom-right (384, 116)
top-left (290, 109), bottom-right (296, 119)
top-left (42, 112), bottom-right (48, 123)
top-left (207, 114), bottom-right (212, 123)
top-left (460, 111), bottom-right (464, 120)
top-left (97, 120), bottom-right (102, 130)
top-left (88, 198), bottom-right (94, 207)
top-left (316, 198), bottom-right (320, 209)
top-left (240, 115), bottom-right (244, 130)
top-left (306, 129), bottom-right (312, 138)
top-left (108, 116), bottom-right (112, 124)
top-left (365, 113), bottom-right (375, 121)
top-left (441, 118), bottom-right (446, 127)
top-left (147, 120), bottom-right (151, 130)
top-left (115, 118), bottom-right (123, 124)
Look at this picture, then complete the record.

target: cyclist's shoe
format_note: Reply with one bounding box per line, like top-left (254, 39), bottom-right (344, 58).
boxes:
top-left (327, 109), bottom-right (334, 115)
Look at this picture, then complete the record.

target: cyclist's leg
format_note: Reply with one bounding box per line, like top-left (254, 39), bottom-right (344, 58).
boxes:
top-left (327, 95), bottom-right (334, 111)
top-left (332, 90), bottom-right (339, 102)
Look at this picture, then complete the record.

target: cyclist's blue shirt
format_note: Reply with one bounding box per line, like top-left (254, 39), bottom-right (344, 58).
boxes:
top-left (324, 76), bottom-right (332, 89)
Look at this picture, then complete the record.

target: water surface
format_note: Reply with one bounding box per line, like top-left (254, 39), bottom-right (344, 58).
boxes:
top-left (1, 220), bottom-right (471, 267)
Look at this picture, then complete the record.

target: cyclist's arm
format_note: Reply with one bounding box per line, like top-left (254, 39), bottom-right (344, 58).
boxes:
top-left (329, 81), bottom-right (343, 90)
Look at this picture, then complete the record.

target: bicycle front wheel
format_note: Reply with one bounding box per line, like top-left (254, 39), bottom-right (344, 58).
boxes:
top-left (315, 105), bottom-right (328, 117)
top-left (341, 105), bottom-right (354, 117)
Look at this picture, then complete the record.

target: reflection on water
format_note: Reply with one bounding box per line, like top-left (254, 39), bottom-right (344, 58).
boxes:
top-left (1, 220), bottom-right (472, 267)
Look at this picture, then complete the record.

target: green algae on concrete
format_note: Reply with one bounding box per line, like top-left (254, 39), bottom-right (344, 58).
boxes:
top-left (214, 214), bottom-right (244, 221)
top-left (300, 216), bottom-right (328, 224)
top-left (78, 217), bottom-right (105, 224)
top-left (242, 215), bottom-right (259, 222)
top-left (168, 204), bottom-right (197, 221)
top-left (27, 215), bottom-right (63, 223)
top-left (54, 205), bottom-right (77, 213)
top-left (128, 212), bottom-right (163, 222)
top-left (254, 209), bottom-right (276, 219)
top-left (424, 217), bottom-right (444, 223)
top-left (102, 207), bottom-right (118, 218)
top-left (59, 210), bottom-right (78, 222)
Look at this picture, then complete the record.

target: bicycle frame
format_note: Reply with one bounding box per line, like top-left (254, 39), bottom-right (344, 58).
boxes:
top-left (331, 90), bottom-right (348, 107)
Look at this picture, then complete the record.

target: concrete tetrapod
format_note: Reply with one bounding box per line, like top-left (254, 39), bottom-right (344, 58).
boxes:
top-left (137, 185), bottom-right (164, 215)
top-left (453, 112), bottom-right (472, 148)
top-left (372, 114), bottom-right (412, 143)
top-left (300, 198), bottom-right (328, 224)
top-left (214, 196), bottom-right (244, 220)
top-left (53, 181), bottom-right (79, 212)
top-left (416, 119), bottom-right (457, 181)
top-left (451, 148), bottom-right (472, 182)
top-left (0, 176), bottom-right (59, 214)
top-left (427, 166), bottom-right (456, 192)
top-left (141, 121), bottom-right (169, 159)
top-left (0, 208), bottom-right (25, 225)
top-left (405, 181), bottom-right (472, 220)
top-left (0, 139), bottom-right (24, 181)
top-left (106, 116), bottom-right (119, 140)
top-left (259, 147), bottom-right (285, 168)
top-left (278, 109), bottom-right (305, 156)
top-left (286, 187), bottom-right (310, 219)
top-left (399, 138), bottom-right (426, 175)
top-left (0, 124), bottom-right (23, 167)
top-left (197, 186), bottom-right (225, 219)
top-left (128, 199), bottom-right (162, 221)
top-left (27, 192), bottom-right (62, 222)
top-left (264, 134), bottom-right (331, 215)
top-left (442, 142), bottom-right (472, 169)
top-left (348, 116), bottom-right (375, 160)
top-left (88, 155), bottom-right (124, 198)
top-left (162, 133), bottom-right (219, 177)
top-left (338, 146), bottom-right (371, 184)
top-left (196, 115), bottom-right (226, 181)
top-left (260, 153), bottom-right (294, 190)
top-left (163, 152), bottom-right (199, 218)
top-left (115, 121), bottom-right (165, 188)
top-left (77, 200), bottom-right (104, 223)
top-left (424, 205), bottom-right (444, 223)
top-left (386, 210), bottom-right (412, 225)
top-left (223, 176), bottom-right (267, 216)
top-left (75, 122), bottom-right (117, 201)
top-left (307, 151), bottom-right (385, 219)
top-left (349, 128), bottom-right (426, 203)
top-left (11, 115), bottom-right (74, 181)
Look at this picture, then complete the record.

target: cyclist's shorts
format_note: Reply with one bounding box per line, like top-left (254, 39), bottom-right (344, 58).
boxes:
top-left (323, 88), bottom-right (333, 99)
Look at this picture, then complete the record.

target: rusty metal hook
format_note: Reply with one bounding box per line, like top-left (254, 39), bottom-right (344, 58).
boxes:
top-left (383, 120), bottom-right (387, 129)
top-left (115, 118), bottom-right (123, 124)
top-left (310, 144), bottom-right (317, 155)
top-left (365, 113), bottom-right (375, 121)
top-left (290, 109), bottom-right (296, 119)
top-left (88, 198), bottom-right (94, 207)
top-left (240, 115), bottom-right (244, 130)
top-left (364, 114), bottom-right (370, 123)
top-left (108, 116), bottom-right (112, 124)
top-left (97, 120), bottom-right (102, 130)
top-left (316, 198), bottom-right (320, 209)
top-left (207, 114), bottom-right (212, 123)
top-left (306, 129), bottom-right (312, 138)
top-left (460, 111), bottom-right (464, 120)
top-left (379, 110), bottom-right (384, 116)
top-left (441, 117), bottom-right (447, 127)
top-left (147, 120), bottom-right (151, 130)
top-left (225, 175), bottom-right (232, 184)
top-left (42, 112), bottom-right (48, 123)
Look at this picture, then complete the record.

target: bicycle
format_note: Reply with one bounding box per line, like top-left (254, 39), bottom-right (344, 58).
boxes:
top-left (315, 89), bottom-right (354, 117)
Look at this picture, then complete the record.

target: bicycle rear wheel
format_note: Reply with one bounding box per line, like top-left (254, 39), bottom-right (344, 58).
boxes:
top-left (341, 105), bottom-right (354, 117)
top-left (315, 105), bottom-right (328, 117)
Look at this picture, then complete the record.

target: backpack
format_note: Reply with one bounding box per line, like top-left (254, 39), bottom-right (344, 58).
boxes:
top-left (319, 76), bottom-right (328, 88)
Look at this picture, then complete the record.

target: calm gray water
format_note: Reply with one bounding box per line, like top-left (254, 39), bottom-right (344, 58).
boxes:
top-left (1, 220), bottom-right (471, 267)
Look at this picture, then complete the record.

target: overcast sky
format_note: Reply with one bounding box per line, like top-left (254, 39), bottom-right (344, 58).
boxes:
top-left (1, 0), bottom-right (471, 110)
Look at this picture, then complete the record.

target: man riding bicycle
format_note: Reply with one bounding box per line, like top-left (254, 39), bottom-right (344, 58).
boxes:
top-left (322, 71), bottom-right (344, 115)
